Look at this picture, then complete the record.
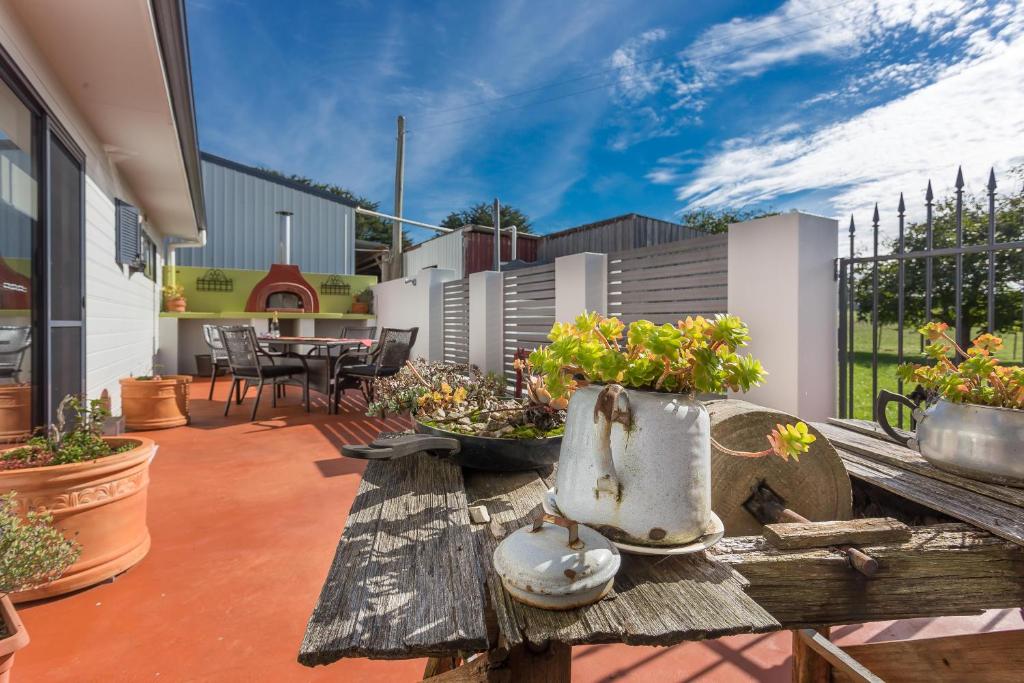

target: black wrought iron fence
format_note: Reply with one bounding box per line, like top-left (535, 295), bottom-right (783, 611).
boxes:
top-left (837, 166), bottom-right (1024, 424)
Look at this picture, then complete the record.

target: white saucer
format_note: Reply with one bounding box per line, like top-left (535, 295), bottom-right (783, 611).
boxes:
top-left (542, 487), bottom-right (725, 556)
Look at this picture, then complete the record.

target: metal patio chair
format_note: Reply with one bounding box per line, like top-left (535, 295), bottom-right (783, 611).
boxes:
top-left (332, 327), bottom-right (417, 410)
top-left (202, 324), bottom-right (231, 400)
top-left (0, 326), bottom-right (31, 384)
top-left (218, 325), bottom-right (310, 421)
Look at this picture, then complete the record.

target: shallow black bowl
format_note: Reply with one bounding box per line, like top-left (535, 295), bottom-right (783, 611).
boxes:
top-left (414, 420), bottom-right (562, 472)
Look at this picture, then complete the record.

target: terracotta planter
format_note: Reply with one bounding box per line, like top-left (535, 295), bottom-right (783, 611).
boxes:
top-left (0, 596), bottom-right (29, 683)
top-left (1, 437), bottom-right (155, 602)
top-left (0, 385), bottom-right (31, 444)
top-left (120, 375), bottom-right (191, 430)
top-left (350, 302), bottom-right (370, 314)
top-left (164, 297), bottom-right (186, 312)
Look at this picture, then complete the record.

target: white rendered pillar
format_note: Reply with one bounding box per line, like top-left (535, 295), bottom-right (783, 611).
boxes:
top-left (727, 212), bottom-right (838, 421)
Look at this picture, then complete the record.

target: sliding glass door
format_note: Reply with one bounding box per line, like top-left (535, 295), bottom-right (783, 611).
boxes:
top-left (46, 134), bottom-right (85, 417)
top-left (1, 54), bottom-right (85, 426)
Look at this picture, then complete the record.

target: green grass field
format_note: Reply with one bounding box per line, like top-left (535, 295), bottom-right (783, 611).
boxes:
top-left (847, 321), bottom-right (1023, 421)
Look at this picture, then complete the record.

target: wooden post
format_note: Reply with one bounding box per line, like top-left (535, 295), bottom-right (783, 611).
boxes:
top-left (792, 627), bottom-right (832, 683)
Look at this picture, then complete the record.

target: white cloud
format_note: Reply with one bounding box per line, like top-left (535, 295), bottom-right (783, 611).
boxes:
top-left (673, 32), bottom-right (1024, 236)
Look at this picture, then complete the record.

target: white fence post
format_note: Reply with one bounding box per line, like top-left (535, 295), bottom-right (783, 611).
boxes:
top-left (727, 212), bottom-right (838, 421)
top-left (469, 271), bottom-right (503, 374)
top-left (373, 267), bottom-right (456, 361)
top-left (555, 252), bottom-right (607, 322)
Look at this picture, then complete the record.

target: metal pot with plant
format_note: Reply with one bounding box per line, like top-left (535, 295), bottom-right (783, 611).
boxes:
top-left (877, 322), bottom-right (1024, 486)
top-left (162, 283), bottom-right (186, 312)
top-left (0, 396), bottom-right (156, 601)
top-left (365, 360), bottom-right (566, 471)
top-left (0, 491), bottom-right (80, 682)
top-left (526, 312), bottom-right (815, 550)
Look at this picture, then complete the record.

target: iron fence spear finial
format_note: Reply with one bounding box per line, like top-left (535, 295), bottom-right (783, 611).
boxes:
top-left (925, 180), bottom-right (934, 203)
top-left (897, 192), bottom-right (905, 215)
top-left (955, 165), bottom-right (965, 189)
top-left (987, 167), bottom-right (997, 193)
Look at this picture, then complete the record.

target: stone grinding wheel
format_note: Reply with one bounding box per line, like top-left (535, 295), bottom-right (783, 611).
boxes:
top-left (706, 399), bottom-right (852, 536)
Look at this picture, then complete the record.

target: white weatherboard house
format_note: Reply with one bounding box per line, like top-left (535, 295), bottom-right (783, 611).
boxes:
top-left (0, 0), bottom-right (205, 419)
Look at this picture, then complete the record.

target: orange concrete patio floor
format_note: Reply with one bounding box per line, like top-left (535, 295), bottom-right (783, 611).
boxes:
top-left (17, 378), bottom-right (1023, 682)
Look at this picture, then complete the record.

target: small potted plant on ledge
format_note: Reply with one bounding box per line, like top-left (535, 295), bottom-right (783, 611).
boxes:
top-left (120, 368), bottom-right (191, 431)
top-left (350, 288), bottom-right (372, 315)
top-left (162, 283), bottom-right (186, 312)
top-left (878, 322), bottom-right (1024, 486)
top-left (527, 312), bottom-right (814, 550)
top-left (366, 360), bottom-right (565, 471)
top-left (0, 491), bottom-right (79, 682)
top-left (0, 396), bottom-right (156, 601)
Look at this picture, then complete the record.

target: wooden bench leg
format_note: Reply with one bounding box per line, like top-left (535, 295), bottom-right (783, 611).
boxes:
top-left (792, 627), bottom-right (832, 683)
top-left (423, 642), bottom-right (571, 683)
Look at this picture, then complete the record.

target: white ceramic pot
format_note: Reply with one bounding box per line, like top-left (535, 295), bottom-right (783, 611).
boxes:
top-left (554, 384), bottom-right (712, 547)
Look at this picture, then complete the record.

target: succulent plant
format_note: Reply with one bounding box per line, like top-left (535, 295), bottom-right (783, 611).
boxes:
top-left (897, 322), bottom-right (1024, 409)
top-left (526, 312), bottom-right (816, 461)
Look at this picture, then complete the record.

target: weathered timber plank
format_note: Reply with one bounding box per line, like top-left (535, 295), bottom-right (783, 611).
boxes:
top-left (299, 454), bottom-right (488, 665)
top-left (763, 518), bottom-right (911, 550)
top-left (714, 524), bottom-right (1024, 629)
top-left (463, 469), bottom-right (779, 649)
top-left (834, 629), bottom-right (1024, 683)
top-left (837, 449), bottom-right (1024, 546)
top-left (817, 421), bottom-right (1024, 509)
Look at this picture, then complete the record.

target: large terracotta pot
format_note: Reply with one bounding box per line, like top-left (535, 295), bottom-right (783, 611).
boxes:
top-left (350, 301), bottom-right (369, 314)
top-left (164, 297), bottom-right (186, 312)
top-left (2, 437), bottom-right (155, 602)
top-left (120, 376), bottom-right (191, 430)
top-left (0, 596), bottom-right (29, 683)
top-left (0, 385), bottom-right (31, 444)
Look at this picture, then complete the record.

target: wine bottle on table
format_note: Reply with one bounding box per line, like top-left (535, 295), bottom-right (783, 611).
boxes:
top-left (270, 311), bottom-right (280, 338)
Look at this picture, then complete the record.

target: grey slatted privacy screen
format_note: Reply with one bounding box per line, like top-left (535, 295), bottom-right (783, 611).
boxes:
top-left (115, 199), bottom-right (140, 265)
top-left (442, 278), bottom-right (470, 365)
top-left (607, 233), bottom-right (728, 325)
top-left (503, 262), bottom-right (556, 386)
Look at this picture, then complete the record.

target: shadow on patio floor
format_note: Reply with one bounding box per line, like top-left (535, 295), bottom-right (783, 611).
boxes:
top-left (14, 377), bottom-right (1023, 682)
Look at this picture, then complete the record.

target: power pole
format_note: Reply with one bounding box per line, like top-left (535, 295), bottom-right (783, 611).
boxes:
top-left (492, 197), bottom-right (501, 272)
top-left (390, 115), bottom-right (406, 280)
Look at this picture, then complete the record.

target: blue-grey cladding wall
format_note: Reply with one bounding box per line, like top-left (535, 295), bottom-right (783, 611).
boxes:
top-left (178, 156), bottom-right (356, 274)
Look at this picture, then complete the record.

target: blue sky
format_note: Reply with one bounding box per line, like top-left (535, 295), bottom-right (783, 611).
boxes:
top-left (187, 0), bottom-right (1024, 245)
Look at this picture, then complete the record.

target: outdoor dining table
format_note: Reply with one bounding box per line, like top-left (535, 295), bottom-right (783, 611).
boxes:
top-left (298, 417), bottom-right (1024, 682)
top-left (257, 336), bottom-right (373, 413)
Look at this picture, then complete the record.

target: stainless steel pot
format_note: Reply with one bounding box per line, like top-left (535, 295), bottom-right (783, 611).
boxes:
top-left (876, 391), bottom-right (1024, 487)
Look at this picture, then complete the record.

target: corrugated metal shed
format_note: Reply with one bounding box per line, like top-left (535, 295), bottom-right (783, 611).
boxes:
top-left (537, 213), bottom-right (705, 261)
top-left (403, 226), bottom-right (541, 278)
top-left (178, 153), bottom-right (356, 274)
top-left (403, 228), bottom-right (465, 276)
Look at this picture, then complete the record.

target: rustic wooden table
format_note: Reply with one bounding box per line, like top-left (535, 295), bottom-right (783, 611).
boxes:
top-left (299, 419), bottom-right (1024, 682)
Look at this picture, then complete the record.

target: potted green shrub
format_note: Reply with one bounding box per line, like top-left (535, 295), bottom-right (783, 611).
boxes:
top-left (878, 322), bottom-right (1024, 486)
top-left (367, 360), bottom-right (565, 471)
top-left (528, 312), bottom-right (814, 548)
top-left (0, 396), bottom-right (156, 601)
top-left (120, 369), bottom-right (191, 431)
top-left (0, 491), bottom-right (79, 682)
top-left (162, 283), bottom-right (186, 312)
top-left (350, 288), bottom-right (372, 315)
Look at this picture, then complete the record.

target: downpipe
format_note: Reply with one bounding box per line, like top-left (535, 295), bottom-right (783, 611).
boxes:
top-left (163, 228), bottom-right (207, 287)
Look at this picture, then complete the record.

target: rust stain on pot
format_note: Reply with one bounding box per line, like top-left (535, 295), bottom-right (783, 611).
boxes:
top-left (593, 384), bottom-right (632, 429)
top-left (648, 528), bottom-right (667, 541)
top-left (563, 569), bottom-right (577, 579)
top-left (595, 524), bottom-right (630, 543)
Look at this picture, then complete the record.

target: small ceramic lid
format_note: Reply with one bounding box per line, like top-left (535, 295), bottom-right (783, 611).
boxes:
top-left (493, 513), bottom-right (620, 600)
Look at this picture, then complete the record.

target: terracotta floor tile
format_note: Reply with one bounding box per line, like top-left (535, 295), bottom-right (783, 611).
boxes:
top-left (14, 378), bottom-right (1022, 682)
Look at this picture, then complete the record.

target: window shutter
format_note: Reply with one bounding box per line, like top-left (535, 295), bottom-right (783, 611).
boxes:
top-left (115, 199), bottom-right (140, 265)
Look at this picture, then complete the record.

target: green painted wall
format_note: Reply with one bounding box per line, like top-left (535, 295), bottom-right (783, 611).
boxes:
top-left (164, 265), bottom-right (376, 314)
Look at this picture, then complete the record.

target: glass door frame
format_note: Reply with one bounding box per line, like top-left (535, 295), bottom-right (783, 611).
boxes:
top-left (0, 44), bottom-right (87, 426)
